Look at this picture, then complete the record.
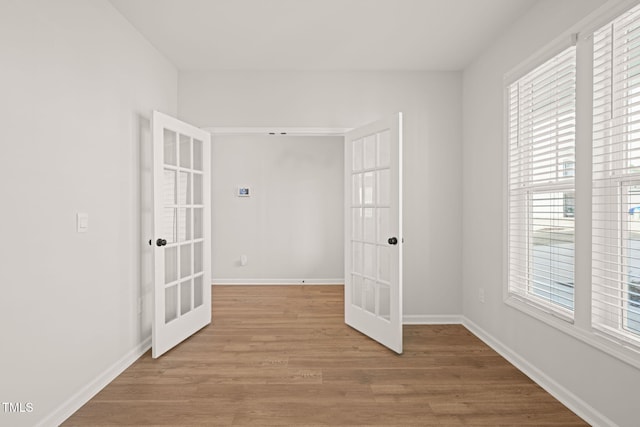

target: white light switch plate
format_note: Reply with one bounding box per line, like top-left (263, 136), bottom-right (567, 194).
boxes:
top-left (77, 212), bottom-right (89, 233)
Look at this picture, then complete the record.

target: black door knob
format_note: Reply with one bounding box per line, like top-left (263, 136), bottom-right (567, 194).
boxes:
top-left (388, 237), bottom-right (398, 245)
top-left (156, 238), bottom-right (167, 247)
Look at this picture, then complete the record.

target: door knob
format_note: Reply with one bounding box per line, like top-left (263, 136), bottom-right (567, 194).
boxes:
top-left (156, 238), bottom-right (167, 247)
top-left (388, 237), bottom-right (398, 245)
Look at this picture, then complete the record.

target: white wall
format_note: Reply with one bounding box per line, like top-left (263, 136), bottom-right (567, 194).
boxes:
top-left (0, 1), bottom-right (177, 425)
top-left (180, 70), bottom-right (463, 317)
top-left (462, 0), bottom-right (640, 425)
top-left (211, 134), bottom-right (344, 283)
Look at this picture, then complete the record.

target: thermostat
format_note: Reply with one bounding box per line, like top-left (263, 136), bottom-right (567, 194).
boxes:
top-left (237, 186), bottom-right (251, 197)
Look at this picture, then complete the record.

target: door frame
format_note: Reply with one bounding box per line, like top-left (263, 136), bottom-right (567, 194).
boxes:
top-left (204, 126), bottom-right (404, 338)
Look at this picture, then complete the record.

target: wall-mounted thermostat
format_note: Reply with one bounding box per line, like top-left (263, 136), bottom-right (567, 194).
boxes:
top-left (237, 186), bottom-right (251, 197)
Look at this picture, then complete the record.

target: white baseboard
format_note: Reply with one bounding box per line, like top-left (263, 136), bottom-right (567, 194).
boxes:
top-left (462, 317), bottom-right (616, 427)
top-left (212, 278), bottom-right (344, 285)
top-left (403, 314), bottom-right (463, 325)
top-left (38, 337), bottom-right (151, 427)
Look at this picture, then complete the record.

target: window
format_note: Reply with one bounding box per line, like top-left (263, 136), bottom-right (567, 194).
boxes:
top-left (503, 1), bottom-right (640, 367)
top-left (507, 45), bottom-right (577, 316)
top-left (592, 4), bottom-right (640, 346)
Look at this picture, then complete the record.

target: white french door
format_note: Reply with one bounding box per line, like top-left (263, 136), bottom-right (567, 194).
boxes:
top-left (344, 113), bottom-right (403, 354)
top-left (151, 111), bottom-right (211, 358)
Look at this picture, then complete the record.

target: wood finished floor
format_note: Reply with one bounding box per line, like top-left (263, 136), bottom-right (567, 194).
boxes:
top-left (64, 285), bottom-right (587, 426)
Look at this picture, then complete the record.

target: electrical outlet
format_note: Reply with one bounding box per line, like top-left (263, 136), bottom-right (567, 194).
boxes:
top-left (479, 288), bottom-right (485, 303)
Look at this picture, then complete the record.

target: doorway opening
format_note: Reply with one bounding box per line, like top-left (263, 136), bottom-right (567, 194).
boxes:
top-left (208, 130), bottom-right (345, 286)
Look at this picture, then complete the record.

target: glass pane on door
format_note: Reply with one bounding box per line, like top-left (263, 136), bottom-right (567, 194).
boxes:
top-left (349, 130), bottom-right (395, 324)
top-left (353, 138), bottom-right (363, 171)
top-left (364, 135), bottom-right (376, 169)
top-left (194, 275), bottom-right (204, 308)
top-left (161, 121), bottom-right (206, 323)
top-left (180, 244), bottom-right (191, 279)
top-left (179, 134), bottom-right (191, 169)
top-left (194, 208), bottom-right (203, 239)
top-left (193, 139), bottom-right (203, 171)
top-left (194, 241), bottom-right (203, 274)
top-left (352, 174), bottom-right (363, 206)
top-left (352, 208), bottom-right (363, 241)
top-left (364, 279), bottom-right (376, 314)
top-left (378, 246), bottom-right (391, 284)
top-left (178, 172), bottom-right (191, 205)
top-left (180, 280), bottom-right (192, 315)
top-left (165, 285), bottom-right (178, 323)
top-left (163, 208), bottom-right (177, 244)
top-left (363, 244), bottom-right (375, 278)
top-left (378, 131), bottom-right (391, 167)
top-left (164, 129), bottom-right (177, 166)
top-left (352, 242), bottom-right (363, 274)
top-left (165, 246), bottom-right (178, 284)
top-left (379, 284), bottom-right (391, 320)
top-left (363, 208), bottom-right (375, 241)
top-left (193, 174), bottom-right (203, 205)
top-left (164, 170), bottom-right (177, 205)
top-left (352, 275), bottom-right (363, 308)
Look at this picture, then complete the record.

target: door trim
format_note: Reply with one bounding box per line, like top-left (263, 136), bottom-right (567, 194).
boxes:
top-left (203, 127), bottom-right (352, 136)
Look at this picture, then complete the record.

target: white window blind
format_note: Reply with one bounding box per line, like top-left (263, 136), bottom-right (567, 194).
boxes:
top-left (592, 3), bottom-right (640, 346)
top-left (508, 46), bottom-right (577, 317)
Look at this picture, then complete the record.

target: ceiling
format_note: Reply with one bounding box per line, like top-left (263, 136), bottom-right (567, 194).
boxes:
top-left (109, 0), bottom-right (536, 71)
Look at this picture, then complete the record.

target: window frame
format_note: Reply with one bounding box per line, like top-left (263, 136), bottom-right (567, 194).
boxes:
top-left (505, 42), bottom-right (578, 321)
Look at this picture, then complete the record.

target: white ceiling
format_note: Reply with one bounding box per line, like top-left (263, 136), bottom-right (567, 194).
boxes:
top-left (109, 0), bottom-right (536, 71)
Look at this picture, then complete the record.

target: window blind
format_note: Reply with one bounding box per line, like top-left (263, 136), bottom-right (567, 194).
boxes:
top-left (592, 3), bottom-right (640, 346)
top-left (508, 46), bottom-right (577, 316)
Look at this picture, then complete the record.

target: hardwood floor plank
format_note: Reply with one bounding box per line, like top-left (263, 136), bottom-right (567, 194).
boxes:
top-left (63, 285), bottom-right (587, 426)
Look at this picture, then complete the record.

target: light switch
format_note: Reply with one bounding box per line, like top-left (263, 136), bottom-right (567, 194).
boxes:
top-left (77, 212), bottom-right (89, 233)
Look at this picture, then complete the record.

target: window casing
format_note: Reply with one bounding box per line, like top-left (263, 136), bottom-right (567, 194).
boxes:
top-left (507, 46), bottom-right (577, 318)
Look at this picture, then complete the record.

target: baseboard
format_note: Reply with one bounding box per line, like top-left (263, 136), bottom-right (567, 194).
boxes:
top-left (212, 278), bottom-right (344, 285)
top-left (462, 317), bottom-right (616, 427)
top-left (38, 337), bottom-right (151, 427)
top-left (403, 314), bottom-right (463, 325)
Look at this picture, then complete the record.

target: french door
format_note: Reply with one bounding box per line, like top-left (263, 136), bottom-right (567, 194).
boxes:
top-left (151, 111), bottom-right (211, 358)
top-left (344, 113), bottom-right (403, 354)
